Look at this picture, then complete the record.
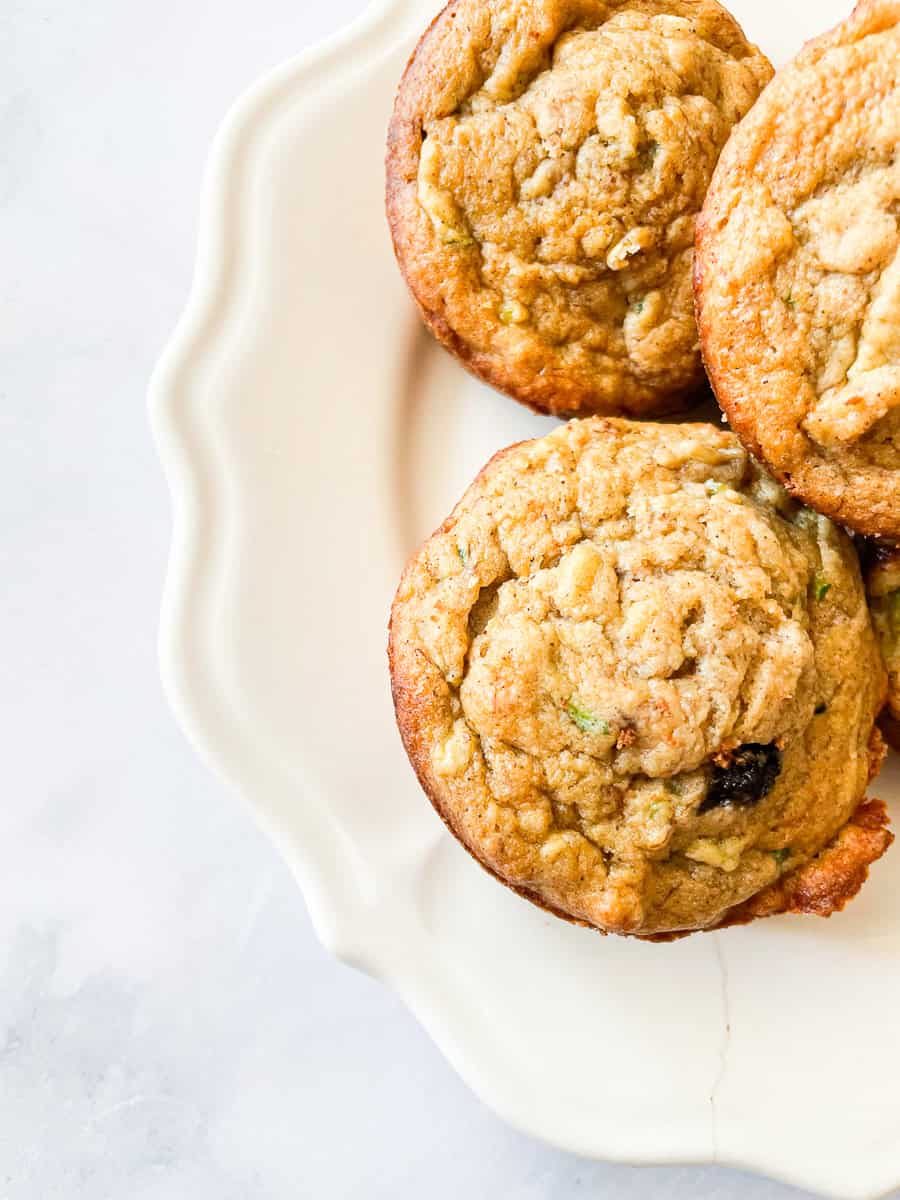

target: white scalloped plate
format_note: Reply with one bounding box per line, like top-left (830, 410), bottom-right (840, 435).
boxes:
top-left (150, 2), bottom-right (900, 1195)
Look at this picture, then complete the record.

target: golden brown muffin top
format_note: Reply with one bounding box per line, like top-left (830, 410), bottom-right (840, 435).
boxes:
top-left (389, 419), bottom-right (887, 936)
top-left (387, 0), bottom-right (771, 418)
top-left (696, 0), bottom-right (900, 539)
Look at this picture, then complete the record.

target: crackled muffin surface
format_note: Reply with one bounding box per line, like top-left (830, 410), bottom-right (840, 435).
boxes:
top-left (386, 0), bottom-right (771, 418)
top-left (696, 0), bottom-right (900, 539)
top-left (389, 419), bottom-right (888, 936)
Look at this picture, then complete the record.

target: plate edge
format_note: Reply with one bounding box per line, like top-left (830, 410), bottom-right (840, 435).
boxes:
top-left (145, 5), bottom-right (900, 1195)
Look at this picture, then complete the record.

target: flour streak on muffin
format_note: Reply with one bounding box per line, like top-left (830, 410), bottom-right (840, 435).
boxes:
top-left (696, 0), bottom-right (900, 540)
top-left (388, 419), bottom-right (889, 937)
top-left (386, 0), bottom-right (772, 418)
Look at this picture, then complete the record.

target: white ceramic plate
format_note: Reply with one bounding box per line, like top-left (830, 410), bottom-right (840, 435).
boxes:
top-left (150, 3), bottom-right (900, 1195)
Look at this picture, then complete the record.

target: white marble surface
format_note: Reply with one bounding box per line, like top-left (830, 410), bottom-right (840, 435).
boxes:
top-left (2, 3), bottom-right (890, 1197)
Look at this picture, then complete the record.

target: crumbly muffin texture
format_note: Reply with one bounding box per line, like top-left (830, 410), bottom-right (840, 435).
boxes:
top-left (387, 0), bottom-right (771, 418)
top-left (389, 420), bottom-right (886, 936)
top-left (695, 0), bottom-right (900, 539)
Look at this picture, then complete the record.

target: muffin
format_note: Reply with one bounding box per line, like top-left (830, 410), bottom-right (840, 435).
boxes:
top-left (866, 544), bottom-right (900, 750)
top-left (386, 0), bottom-right (772, 419)
top-left (389, 419), bottom-right (890, 938)
top-left (695, 0), bottom-right (900, 540)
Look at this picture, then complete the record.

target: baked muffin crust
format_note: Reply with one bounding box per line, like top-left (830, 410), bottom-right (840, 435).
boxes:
top-left (387, 0), bottom-right (772, 418)
top-left (389, 419), bottom-right (888, 936)
top-left (866, 544), bottom-right (900, 749)
top-left (696, 0), bottom-right (900, 539)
